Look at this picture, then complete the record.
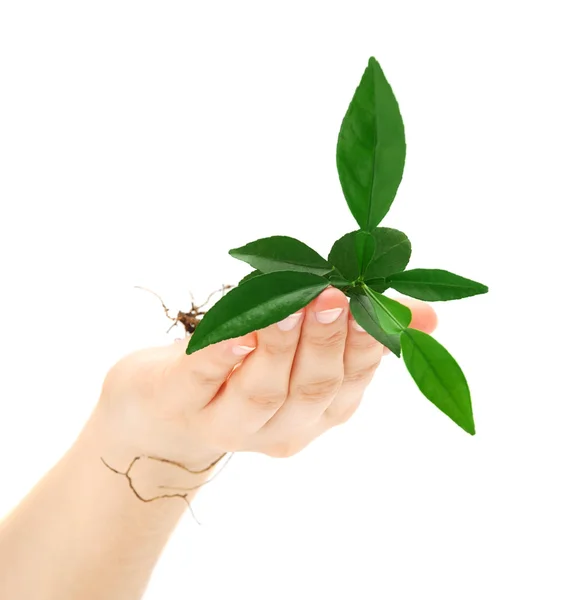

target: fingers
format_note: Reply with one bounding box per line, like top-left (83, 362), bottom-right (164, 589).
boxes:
top-left (163, 330), bottom-right (258, 410)
top-left (323, 313), bottom-right (385, 423)
top-left (324, 298), bottom-right (438, 424)
top-left (401, 297), bottom-right (438, 333)
top-left (159, 294), bottom-right (437, 456)
top-left (201, 306), bottom-right (305, 439)
top-left (253, 287), bottom-right (349, 442)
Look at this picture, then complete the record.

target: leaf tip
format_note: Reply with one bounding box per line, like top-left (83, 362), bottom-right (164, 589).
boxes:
top-left (463, 418), bottom-right (476, 436)
top-left (368, 56), bottom-right (379, 68)
top-left (185, 339), bottom-right (199, 355)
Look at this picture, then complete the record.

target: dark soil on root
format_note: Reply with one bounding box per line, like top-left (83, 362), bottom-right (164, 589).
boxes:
top-left (135, 284), bottom-right (235, 335)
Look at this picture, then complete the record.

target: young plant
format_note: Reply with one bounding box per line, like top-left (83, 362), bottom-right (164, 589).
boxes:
top-left (185, 57), bottom-right (488, 435)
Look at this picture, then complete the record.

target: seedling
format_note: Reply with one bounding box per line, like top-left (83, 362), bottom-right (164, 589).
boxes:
top-left (184, 57), bottom-right (488, 435)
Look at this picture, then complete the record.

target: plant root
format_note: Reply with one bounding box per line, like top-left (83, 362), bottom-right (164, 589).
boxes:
top-left (100, 453), bottom-right (233, 525)
top-left (134, 283), bottom-right (235, 335)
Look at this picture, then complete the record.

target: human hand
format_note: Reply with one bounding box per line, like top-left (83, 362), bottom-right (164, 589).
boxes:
top-left (94, 287), bottom-right (437, 480)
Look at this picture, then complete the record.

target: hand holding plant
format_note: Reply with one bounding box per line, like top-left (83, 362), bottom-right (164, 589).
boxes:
top-left (186, 57), bottom-right (488, 435)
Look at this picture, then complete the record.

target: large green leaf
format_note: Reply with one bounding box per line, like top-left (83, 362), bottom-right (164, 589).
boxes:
top-left (363, 227), bottom-right (411, 280)
top-left (400, 328), bottom-right (475, 435)
top-left (387, 269), bottom-right (489, 301)
top-left (186, 271), bottom-right (330, 354)
top-left (328, 230), bottom-right (375, 282)
top-left (364, 286), bottom-right (412, 334)
top-left (238, 269), bottom-right (263, 285)
top-left (336, 57), bottom-right (406, 231)
top-left (349, 292), bottom-right (401, 356)
top-left (229, 236), bottom-right (332, 276)
top-left (363, 277), bottom-right (388, 293)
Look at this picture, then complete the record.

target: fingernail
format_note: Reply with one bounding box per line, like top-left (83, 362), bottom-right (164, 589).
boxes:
top-left (352, 320), bottom-right (366, 332)
top-left (315, 307), bottom-right (343, 324)
top-left (277, 312), bottom-right (303, 331)
top-left (232, 345), bottom-right (256, 356)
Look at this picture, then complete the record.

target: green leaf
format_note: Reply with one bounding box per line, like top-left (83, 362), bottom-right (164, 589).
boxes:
top-left (400, 329), bottom-right (475, 435)
top-left (328, 230), bottom-right (375, 282)
top-left (238, 270), bottom-right (263, 285)
top-left (363, 277), bottom-right (388, 293)
top-left (355, 231), bottom-right (376, 274)
top-left (349, 292), bottom-right (401, 356)
top-left (364, 286), bottom-right (412, 334)
top-left (336, 57), bottom-right (406, 231)
top-left (186, 271), bottom-right (330, 354)
top-left (363, 227), bottom-right (411, 280)
top-left (229, 236), bottom-right (332, 276)
top-left (387, 269), bottom-right (489, 301)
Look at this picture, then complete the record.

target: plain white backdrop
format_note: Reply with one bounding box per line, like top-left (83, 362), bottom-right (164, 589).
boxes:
top-left (1, 1), bottom-right (574, 598)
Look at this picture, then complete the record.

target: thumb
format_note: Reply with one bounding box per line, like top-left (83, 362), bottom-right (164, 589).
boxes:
top-left (166, 331), bottom-right (258, 408)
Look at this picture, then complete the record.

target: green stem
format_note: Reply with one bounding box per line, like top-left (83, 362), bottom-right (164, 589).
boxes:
top-left (362, 284), bottom-right (408, 332)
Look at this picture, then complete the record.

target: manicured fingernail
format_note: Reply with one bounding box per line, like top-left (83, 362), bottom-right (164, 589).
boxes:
top-left (232, 345), bottom-right (256, 356)
top-left (277, 312), bottom-right (303, 331)
top-left (352, 320), bottom-right (366, 332)
top-left (315, 307), bottom-right (343, 324)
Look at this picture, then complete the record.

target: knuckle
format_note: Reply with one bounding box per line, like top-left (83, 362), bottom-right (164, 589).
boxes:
top-left (295, 375), bottom-right (343, 403)
top-left (246, 389), bottom-right (287, 409)
top-left (261, 339), bottom-right (295, 356)
top-left (188, 366), bottom-right (223, 388)
top-left (307, 328), bottom-right (347, 350)
top-left (347, 335), bottom-right (382, 350)
top-left (130, 363), bottom-right (164, 399)
top-left (344, 360), bottom-right (381, 384)
top-left (103, 352), bottom-right (153, 397)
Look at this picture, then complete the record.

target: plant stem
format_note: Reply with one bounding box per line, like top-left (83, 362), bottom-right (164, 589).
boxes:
top-left (362, 284), bottom-right (408, 333)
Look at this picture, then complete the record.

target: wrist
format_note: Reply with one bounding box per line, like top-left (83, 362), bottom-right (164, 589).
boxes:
top-left (78, 405), bottom-right (223, 506)
top-left (0, 404), bottom-right (212, 600)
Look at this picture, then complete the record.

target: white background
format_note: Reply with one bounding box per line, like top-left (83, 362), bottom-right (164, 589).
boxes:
top-left (1, 1), bottom-right (574, 598)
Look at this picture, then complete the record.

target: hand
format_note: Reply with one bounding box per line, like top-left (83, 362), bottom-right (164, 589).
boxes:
top-left (94, 287), bottom-right (437, 478)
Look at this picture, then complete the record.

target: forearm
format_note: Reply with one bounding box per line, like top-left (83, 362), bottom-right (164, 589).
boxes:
top-left (0, 406), bottom-right (210, 600)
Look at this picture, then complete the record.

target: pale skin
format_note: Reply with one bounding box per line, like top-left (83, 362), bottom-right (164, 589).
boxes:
top-left (0, 287), bottom-right (437, 600)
